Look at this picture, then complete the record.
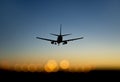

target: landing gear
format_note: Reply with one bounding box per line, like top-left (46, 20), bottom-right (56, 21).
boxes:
top-left (54, 42), bottom-right (57, 45)
top-left (63, 41), bottom-right (67, 45)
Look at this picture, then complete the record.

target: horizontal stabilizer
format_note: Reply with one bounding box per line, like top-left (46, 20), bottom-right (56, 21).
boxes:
top-left (50, 33), bottom-right (59, 36)
top-left (62, 34), bottom-right (72, 36)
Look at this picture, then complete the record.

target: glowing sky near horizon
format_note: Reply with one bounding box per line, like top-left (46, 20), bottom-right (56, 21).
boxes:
top-left (0, 0), bottom-right (120, 69)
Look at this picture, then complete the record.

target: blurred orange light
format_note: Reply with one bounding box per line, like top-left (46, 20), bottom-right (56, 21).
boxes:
top-left (79, 65), bottom-right (93, 72)
top-left (35, 64), bottom-right (42, 72)
top-left (44, 60), bottom-right (58, 72)
top-left (14, 64), bottom-right (21, 72)
top-left (28, 64), bottom-right (37, 72)
top-left (59, 60), bottom-right (70, 70)
top-left (21, 64), bottom-right (28, 72)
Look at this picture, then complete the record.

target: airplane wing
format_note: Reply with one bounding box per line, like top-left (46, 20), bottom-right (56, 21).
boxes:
top-left (36, 37), bottom-right (56, 42)
top-left (63, 37), bottom-right (84, 42)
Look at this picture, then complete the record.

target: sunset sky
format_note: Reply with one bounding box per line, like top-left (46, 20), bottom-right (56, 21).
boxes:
top-left (0, 0), bottom-right (120, 71)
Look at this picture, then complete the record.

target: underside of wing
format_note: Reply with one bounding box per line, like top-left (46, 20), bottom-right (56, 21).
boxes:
top-left (63, 37), bottom-right (84, 42)
top-left (36, 37), bottom-right (56, 42)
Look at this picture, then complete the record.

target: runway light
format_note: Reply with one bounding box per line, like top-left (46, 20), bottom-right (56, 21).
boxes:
top-left (35, 64), bottom-right (42, 72)
top-left (80, 65), bottom-right (93, 73)
top-left (44, 60), bottom-right (58, 72)
top-left (59, 60), bottom-right (70, 70)
top-left (21, 64), bottom-right (28, 72)
top-left (28, 64), bottom-right (37, 72)
top-left (14, 64), bottom-right (21, 72)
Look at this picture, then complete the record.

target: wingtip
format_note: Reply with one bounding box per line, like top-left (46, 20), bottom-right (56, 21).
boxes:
top-left (36, 37), bottom-right (39, 39)
top-left (81, 37), bottom-right (84, 39)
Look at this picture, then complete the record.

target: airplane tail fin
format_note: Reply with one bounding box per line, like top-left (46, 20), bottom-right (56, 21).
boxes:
top-left (50, 24), bottom-right (71, 36)
top-left (60, 24), bottom-right (71, 36)
top-left (60, 24), bottom-right (62, 35)
top-left (50, 24), bottom-right (62, 36)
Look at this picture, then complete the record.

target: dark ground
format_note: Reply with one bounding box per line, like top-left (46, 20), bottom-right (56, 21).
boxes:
top-left (0, 68), bottom-right (120, 81)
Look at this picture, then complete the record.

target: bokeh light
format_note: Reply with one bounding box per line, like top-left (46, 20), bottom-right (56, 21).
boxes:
top-left (59, 60), bottom-right (70, 70)
top-left (77, 65), bottom-right (94, 72)
top-left (14, 64), bottom-right (21, 72)
top-left (28, 64), bottom-right (37, 72)
top-left (21, 64), bottom-right (28, 72)
top-left (35, 64), bottom-right (42, 72)
top-left (44, 60), bottom-right (59, 72)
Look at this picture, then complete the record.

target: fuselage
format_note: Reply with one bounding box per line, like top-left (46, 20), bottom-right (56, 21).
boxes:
top-left (57, 35), bottom-right (63, 44)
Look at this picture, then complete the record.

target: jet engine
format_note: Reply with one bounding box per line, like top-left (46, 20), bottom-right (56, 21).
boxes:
top-left (51, 41), bottom-right (55, 44)
top-left (51, 41), bottom-right (57, 45)
top-left (63, 41), bottom-right (67, 45)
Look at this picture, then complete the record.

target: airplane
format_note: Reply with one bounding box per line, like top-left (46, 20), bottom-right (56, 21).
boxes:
top-left (36, 24), bottom-right (84, 46)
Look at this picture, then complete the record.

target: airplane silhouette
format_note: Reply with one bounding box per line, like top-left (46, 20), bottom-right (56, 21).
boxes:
top-left (36, 24), bottom-right (84, 46)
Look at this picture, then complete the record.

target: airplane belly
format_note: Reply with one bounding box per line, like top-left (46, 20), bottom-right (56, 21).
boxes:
top-left (57, 36), bottom-right (62, 43)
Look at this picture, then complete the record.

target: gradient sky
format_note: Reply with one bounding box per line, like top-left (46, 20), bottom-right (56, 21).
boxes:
top-left (0, 0), bottom-right (120, 69)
